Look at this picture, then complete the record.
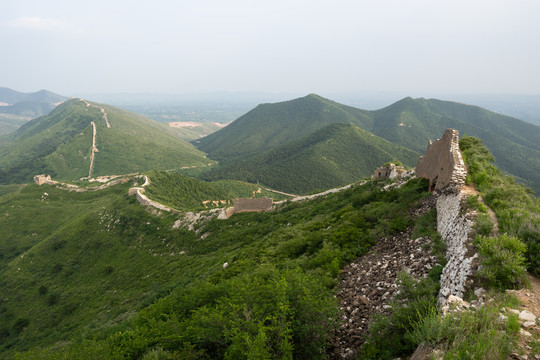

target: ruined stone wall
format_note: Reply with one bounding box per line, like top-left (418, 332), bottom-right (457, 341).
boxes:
top-left (133, 188), bottom-right (177, 212)
top-left (371, 163), bottom-right (405, 181)
top-left (416, 128), bottom-right (466, 192)
top-left (413, 129), bottom-right (479, 306)
top-left (34, 174), bottom-right (54, 185)
top-left (436, 192), bottom-right (478, 306)
top-left (233, 197), bottom-right (273, 213)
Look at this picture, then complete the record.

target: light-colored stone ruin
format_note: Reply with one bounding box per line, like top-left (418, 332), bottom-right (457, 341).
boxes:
top-left (416, 128), bottom-right (467, 192)
top-left (233, 197), bottom-right (273, 213)
top-left (414, 128), bottom-right (479, 307)
top-left (371, 163), bottom-right (406, 181)
top-left (33, 174), bottom-right (53, 185)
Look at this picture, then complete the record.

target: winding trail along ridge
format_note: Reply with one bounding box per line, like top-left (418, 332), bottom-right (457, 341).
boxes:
top-left (78, 98), bottom-right (112, 179)
top-left (88, 121), bottom-right (97, 178)
top-left (79, 98), bottom-right (111, 128)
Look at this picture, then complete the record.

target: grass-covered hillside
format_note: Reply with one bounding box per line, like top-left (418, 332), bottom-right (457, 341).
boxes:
top-left (0, 99), bottom-right (212, 184)
top-left (1, 136), bottom-right (538, 359)
top-left (144, 170), bottom-right (290, 211)
top-left (0, 169), bottom-right (433, 359)
top-left (200, 123), bottom-right (419, 194)
top-left (195, 94), bottom-right (540, 193)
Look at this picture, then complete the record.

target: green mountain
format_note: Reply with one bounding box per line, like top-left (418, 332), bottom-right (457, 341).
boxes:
top-left (194, 94), bottom-right (372, 163)
top-left (196, 94), bottom-right (540, 193)
top-left (0, 88), bottom-right (66, 106)
top-left (370, 97), bottom-right (540, 192)
top-left (0, 88), bottom-right (69, 134)
top-left (0, 99), bottom-right (211, 183)
top-left (202, 123), bottom-right (419, 194)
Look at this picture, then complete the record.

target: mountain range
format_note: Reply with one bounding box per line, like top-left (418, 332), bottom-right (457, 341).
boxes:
top-left (0, 92), bottom-right (538, 194)
top-left (196, 94), bottom-right (540, 194)
top-left (0, 88), bottom-right (68, 135)
top-left (0, 91), bottom-right (538, 359)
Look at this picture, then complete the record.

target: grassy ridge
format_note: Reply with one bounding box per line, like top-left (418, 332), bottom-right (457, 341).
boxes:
top-left (0, 100), bottom-right (211, 183)
top-left (459, 136), bottom-right (540, 276)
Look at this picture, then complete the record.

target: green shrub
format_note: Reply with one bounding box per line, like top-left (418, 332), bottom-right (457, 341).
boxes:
top-left (460, 135), bottom-right (540, 276)
top-left (12, 317), bottom-right (29, 334)
top-left (466, 195), bottom-right (487, 213)
top-left (359, 273), bottom-right (439, 359)
top-left (475, 213), bottom-right (494, 237)
top-left (408, 299), bottom-right (519, 359)
top-left (38, 285), bottom-right (48, 296)
top-left (475, 234), bottom-right (527, 289)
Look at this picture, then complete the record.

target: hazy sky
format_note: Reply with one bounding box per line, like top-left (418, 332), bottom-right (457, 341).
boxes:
top-left (2, 0), bottom-right (540, 96)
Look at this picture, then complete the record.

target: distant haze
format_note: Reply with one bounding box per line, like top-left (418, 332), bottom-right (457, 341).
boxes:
top-left (1, 0), bottom-right (540, 96)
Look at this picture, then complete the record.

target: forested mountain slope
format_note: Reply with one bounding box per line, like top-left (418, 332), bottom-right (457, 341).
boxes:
top-left (201, 123), bottom-right (419, 194)
top-left (195, 94), bottom-right (540, 193)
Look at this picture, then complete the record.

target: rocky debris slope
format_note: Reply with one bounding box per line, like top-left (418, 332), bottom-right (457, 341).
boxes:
top-left (331, 195), bottom-right (439, 359)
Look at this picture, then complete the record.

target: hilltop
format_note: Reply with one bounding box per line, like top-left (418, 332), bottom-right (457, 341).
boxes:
top-left (0, 98), bottom-right (211, 184)
top-left (195, 94), bottom-right (540, 193)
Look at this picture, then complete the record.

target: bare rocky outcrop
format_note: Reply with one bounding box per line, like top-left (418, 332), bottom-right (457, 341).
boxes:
top-left (331, 195), bottom-right (439, 359)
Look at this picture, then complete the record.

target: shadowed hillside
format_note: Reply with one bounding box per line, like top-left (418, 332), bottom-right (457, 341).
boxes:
top-left (201, 123), bottom-right (419, 194)
top-left (195, 94), bottom-right (540, 193)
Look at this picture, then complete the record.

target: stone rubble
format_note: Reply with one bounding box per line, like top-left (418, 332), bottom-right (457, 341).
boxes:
top-left (330, 195), bottom-right (439, 359)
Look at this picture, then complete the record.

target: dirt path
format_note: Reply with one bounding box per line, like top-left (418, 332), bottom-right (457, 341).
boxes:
top-left (461, 184), bottom-right (499, 235)
top-left (80, 98), bottom-right (111, 128)
top-left (88, 121), bottom-right (97, 178)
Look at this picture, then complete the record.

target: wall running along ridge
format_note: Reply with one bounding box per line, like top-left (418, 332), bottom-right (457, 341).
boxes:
top-left (415, 128), bottom-right (478, 307)
top-left (416, 128), bottom-right (467, 192)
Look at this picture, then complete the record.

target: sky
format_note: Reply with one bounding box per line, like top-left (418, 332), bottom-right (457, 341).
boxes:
top-left (1, 0), bottom-right (540, 97)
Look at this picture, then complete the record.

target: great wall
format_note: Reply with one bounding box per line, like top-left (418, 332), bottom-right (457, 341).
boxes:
top-left (78, 98), bottom-right (111, 179)
top-left (332, 128), bottom-right (482, 358)
top-left (31, 127), bottom-right (537, 359)
top-left (35, 128), bottom-right (486, 353)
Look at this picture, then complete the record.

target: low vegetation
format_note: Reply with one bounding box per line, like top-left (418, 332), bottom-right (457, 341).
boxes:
top-left (460, 135), bottom-right (539, 276)
top-left (144, 171), bottom-right (289, 211)
top-left (2, 174), bottom-right (432, 358)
